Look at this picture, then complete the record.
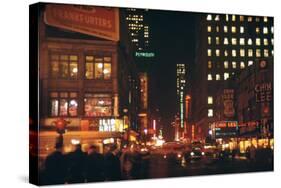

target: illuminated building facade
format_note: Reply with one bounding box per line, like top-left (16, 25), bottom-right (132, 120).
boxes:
top-left (32, 4), bottom-right (139, 157)
top-left (192, 14), bottom-right (274, 139)
top-left (176, 64), bottom-right (186, 140)
top-left (138, 72), bottom-right (149, 135)
top-left (125, 8), bottom-right (154, 58)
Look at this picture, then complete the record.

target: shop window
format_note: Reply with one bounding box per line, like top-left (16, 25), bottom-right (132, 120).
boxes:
top-left (50, 54), bottom-right (78, 79)
top-left (49, 92), bottom-right (78, 117)
top-left (84, 94), bottom-right (112, 117)
top-left (85, 55), bottom-right (112, 80)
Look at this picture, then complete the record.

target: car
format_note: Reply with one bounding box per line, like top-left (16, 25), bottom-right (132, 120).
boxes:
top-left (161, 142), bottom-right (186, 163)
top-left (184, 147), bottom-right (205, 162)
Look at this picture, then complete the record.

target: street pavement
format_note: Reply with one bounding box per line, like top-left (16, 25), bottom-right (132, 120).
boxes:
top-left (141, 154), bottom-right (273, 179)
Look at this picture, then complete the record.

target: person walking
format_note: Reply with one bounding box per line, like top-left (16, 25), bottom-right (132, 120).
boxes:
top-left (43, 141), bottom-right (67, 185)
top-left (85, 145), bottom-right (105, 182)
top-left (65, 144), bottom-right (86, 184)
top-left (104, 144), bottom-right (121, 181)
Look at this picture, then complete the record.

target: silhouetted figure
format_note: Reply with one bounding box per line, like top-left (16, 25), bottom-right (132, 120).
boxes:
top-left (65, 144), bottom-right (86, 184)
top-left (43, 141), bottom-right (66, 185)
top-left (104, 144), bottom-right (121, 181)
top-left (85, 145), bottom-right (105, 182)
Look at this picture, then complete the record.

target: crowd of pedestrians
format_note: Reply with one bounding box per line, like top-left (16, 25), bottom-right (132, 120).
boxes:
top-left (40, 141), bottom-right (148, 185)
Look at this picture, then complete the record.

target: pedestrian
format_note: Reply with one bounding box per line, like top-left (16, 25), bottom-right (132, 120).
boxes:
top-left (104, 144), bottom-right (121, 181)
top-left (85, 145), bottom-right (105, 182)
top-left (43, 140), bottom-right (67, 185)
top-left (249, 144), bottom-right (256, 162)
top-left (65, 144), bottom-right (86, 184)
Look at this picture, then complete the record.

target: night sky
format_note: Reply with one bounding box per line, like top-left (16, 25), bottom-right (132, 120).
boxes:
top-left (145, 9), bottom-right (197, 140)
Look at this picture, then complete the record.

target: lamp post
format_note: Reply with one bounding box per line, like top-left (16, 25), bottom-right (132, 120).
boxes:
top-left (54, 117), bottom-right (69, 147)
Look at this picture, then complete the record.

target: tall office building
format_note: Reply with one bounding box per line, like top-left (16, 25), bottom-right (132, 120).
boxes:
top-left (192, 14), bottom-right (274, 139)
top-left (176, 64), bottom-right (186, 140)
top-left (125, 8), bottom-right (154, 58)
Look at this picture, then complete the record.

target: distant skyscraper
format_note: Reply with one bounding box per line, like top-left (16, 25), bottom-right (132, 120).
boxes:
top-left (125, 8), bottom-right (154, 58)
top-left (176, 64), bottom-right (186, 140)
top-left (192, 14), bottom-right (274, 139)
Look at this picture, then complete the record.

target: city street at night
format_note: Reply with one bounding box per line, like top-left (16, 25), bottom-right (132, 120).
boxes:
top-left (29, 3), bottom-right (274, 186)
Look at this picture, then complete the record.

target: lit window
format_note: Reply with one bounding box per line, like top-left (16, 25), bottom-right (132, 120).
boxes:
top-left (224, 26), bottom-right (228, 33)
top-left (224, 38), bottom-right (229, 45)
top-left (231, 38), bottom-right (237, 45)
top-left (208, 61), bottom-right (212, 69)
top-left (226, 15), bottom-right (229, 21)
top-left (240, 16), bottom-right (244, 21)
top-left (272, 50), bottom-right (274, 56)
top-left (216, 74), bottom-right (220, 80)
top-left (232, 50), bottom-right (237, 57)
top-left (240, 62), bottom-right (245, 69)
top-left (264, 38), bottom-right (268, 46)
top-left (240, 26), bottom-right (244, 33)
top-left (216, 26), bottom-right (220, 32)
top-left (264, 49), bottom-right (269, 57)
top-left (264, 17), bottom-right (268, 22)
top-left (263, 27), bottom-right (268, 34)
top-left (216, 49), bottom-right (220, 56)
top-left (208, 96), bottom-right (213, 104)
top-left (215, 15), bottom-right (220, 21)
top-left (256, 27), bottom-right (260, 33)
top-left (207, 74), bottom-right (212, 81)
top-left (207, 49), bottom-right (212, 56)
top-left (240, 49), bottom-right (245, 57)
top-left (248, 38), bottom-right (253, 45)
top-left (84, 94), bottom-right (112, 117)
top-left (208, 109), bottom-right (214, 117)
top-left (207, 26), bottom-right (212, 32)
top-left (232, 61), bottom-right (237, 68)
top-left (271, 27), bottom-right (274, 34)
top-left (50, 54), bottom-right (78, 79)
top-left (231, 26), bottom-right (236, 33)
top-left (232, 15), bottom-right (236, 21)
top-left (49, 92), bottom-right (78, 117)
top-left (216, 37), bottom-right (220, 45)
top-left (224, 50), bottom-right (228, 57)
top-left (248, 49), bottom-right (253, 57)
top-left (256, 17), bottom-right (260, 22)
top-left (224, 61), bottom-right (229, 69)
top-left (256, 38), bottom-right (261, 46)
top-left (86, 56), bottom-right (112, 80)
top-left (207, 14), bottom-right (212, 21)
top-left (208, 36), bottom-right (212, 44)
top-left (248, 16), bottom-right (252, 22)
top-left (256, 49), bottom-right (261, 57)
top-left (271, 39), bottom-right (274, 45)
top-left (240, 38), bottom-right (245, 45)
top-left (248, 60), bottom-right (253, 66)
top-left (224, 73), bottom-right (229, 80)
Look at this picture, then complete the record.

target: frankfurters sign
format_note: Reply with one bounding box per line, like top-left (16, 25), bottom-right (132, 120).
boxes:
top-left (44, 4), bottom-right (119, 41)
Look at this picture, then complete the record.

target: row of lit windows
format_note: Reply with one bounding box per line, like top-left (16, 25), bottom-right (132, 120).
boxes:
top-left (208, 61), bottom-right (248, 69)
top-left (207, 14), bottom-right (269, 23)
top-left (208, 37), bottom-right (273, 46)
top-left (207, 25), bottom-right (273, 35)
top-left (207, 48), bottom-right (272, 57)
top-left (207, 73), bottom-right (233, 81)
top-left (50, 54), bottom-right (112, 80)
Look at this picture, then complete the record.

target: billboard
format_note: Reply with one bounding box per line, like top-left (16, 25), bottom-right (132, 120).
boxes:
top-left (44, 4), bottom-right (119, 41)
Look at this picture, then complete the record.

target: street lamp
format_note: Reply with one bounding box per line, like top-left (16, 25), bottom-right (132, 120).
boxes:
top-left (144, 128), bottom-right (148, 146)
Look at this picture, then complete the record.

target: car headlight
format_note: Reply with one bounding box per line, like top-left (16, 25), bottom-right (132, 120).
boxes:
top-left (177, 154), bottom-right (182, 158)
top-left (163, 155), bottom-right (167, 159)
top-left (201, 152), bottom-right (205, 155)
top-left (190, 152), bottom-right (194, 156)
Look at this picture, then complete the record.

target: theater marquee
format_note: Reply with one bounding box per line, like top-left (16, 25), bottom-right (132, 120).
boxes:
top-left (44, 4), bottom-right (119, 41)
